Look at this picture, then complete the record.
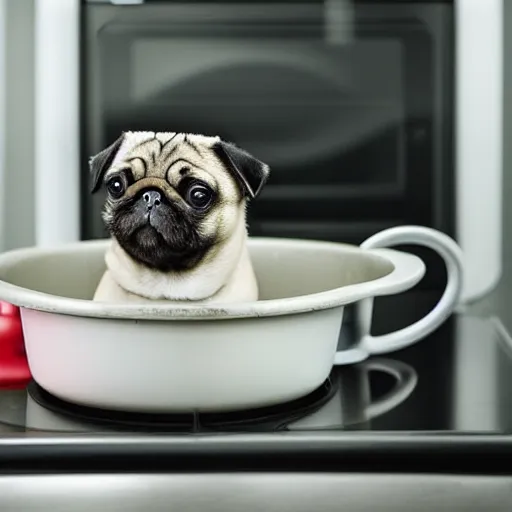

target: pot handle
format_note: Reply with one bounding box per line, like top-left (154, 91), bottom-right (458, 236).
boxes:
top-left (362, 358), bottom-right (418, 420)
top-left (360, 226), bottom-right (463, 355)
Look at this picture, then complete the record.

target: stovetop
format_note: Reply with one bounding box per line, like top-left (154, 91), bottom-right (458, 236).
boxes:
top-left (0, 290), bottom-right (511, 436)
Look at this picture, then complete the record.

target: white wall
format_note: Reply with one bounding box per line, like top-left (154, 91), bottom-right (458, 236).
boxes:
top-left (467, 0), bottom-right (512, 320)
top-left (0, 0), bottom-right (5, 252)
top-left (34, 0), bottom-right (80, 247)
top-left (1, 0), bottom-right (35, 251)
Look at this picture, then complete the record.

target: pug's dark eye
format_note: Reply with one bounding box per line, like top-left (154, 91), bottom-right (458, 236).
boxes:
top-left (106, 177), bottom-right (125, 199)
top-left (186, 183), bottom-right (213, 209)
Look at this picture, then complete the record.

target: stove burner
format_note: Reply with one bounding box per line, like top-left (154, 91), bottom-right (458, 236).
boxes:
top-left (27, 376), bottom-right (339, 432)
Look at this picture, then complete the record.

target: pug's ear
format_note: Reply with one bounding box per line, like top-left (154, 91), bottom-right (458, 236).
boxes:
top-left (213, 140), bottom-right (270, 199)
top-left (89, 133), bottom-right (126, 194)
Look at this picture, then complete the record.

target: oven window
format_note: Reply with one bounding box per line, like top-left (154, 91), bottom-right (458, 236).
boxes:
top-left (82, 2), bottom-right (454, 247)
top-left (122, 36), bottom-right (406, 192)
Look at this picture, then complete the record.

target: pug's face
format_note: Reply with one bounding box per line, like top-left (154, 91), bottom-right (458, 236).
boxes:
top-left (90, 132), bottom-right (270, 272)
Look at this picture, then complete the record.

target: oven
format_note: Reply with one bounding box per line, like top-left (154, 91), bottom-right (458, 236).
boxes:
top-left (33, 0), bottom-right (503, 301)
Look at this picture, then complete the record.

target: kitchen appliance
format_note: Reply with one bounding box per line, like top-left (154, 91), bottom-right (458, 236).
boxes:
top-left (0, 226), bottom-right (462, 412)
top-left (5, 2), bottom-right (508, 505)
top-left (34, 0), bottom-right (503, 303)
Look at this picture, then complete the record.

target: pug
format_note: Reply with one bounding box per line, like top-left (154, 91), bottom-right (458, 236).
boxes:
top-left (89, 131), bottom-right (270, 304)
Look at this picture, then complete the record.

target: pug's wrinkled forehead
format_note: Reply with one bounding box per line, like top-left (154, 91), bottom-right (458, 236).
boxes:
top-left (90, 131), bottom-right (270, 200)
top-left (109, 131), bottom-right (220, 181)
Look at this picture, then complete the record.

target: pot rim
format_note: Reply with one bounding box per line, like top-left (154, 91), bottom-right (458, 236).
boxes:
top-left (0, 237), bottom-right (425, 321)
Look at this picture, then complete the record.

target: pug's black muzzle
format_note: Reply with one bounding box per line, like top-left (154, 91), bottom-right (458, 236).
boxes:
top-left (107, 187), bottom-right (214, 272)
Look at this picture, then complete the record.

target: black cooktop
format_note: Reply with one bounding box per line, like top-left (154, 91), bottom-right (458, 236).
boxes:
top-left (0, 290), bottom-right (511, 435)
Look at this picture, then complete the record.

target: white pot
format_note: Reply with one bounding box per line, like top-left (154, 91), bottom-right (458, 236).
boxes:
top-left (0, 226), bottom-right (463, 412)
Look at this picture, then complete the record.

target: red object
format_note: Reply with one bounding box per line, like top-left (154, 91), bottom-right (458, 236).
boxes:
top-left (0, 301), bottom-right (31, 388)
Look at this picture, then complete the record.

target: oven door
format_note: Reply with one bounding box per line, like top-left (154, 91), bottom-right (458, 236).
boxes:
top-left (82, 0), bottom-right (454, 288)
